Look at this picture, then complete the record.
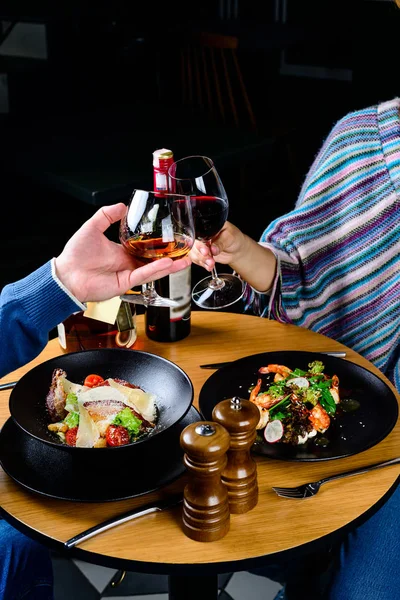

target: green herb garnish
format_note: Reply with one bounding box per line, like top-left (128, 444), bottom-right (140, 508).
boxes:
top-left (113, 407), bottom-right (142, 440)
top-left (64, 411), bottom-right (79, 428)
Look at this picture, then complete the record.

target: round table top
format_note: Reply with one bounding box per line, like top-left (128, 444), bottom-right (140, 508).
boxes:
top-left (1, 312), bottom-right (399, 574)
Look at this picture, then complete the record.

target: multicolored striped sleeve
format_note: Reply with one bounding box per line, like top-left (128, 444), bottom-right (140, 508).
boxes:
top-left (245, 99), bottom-right (400, 388)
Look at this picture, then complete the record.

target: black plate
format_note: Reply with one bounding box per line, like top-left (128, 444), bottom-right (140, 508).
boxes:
top-left (0, 406), bottom-right (200, 502)
top-left (199, 351), bottom-right (399, 461)
top-left (9, 348), bottom-right (193, 451)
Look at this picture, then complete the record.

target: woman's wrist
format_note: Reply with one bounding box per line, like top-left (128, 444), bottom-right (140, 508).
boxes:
top-left (228, 231), bottom-right (255, 270)
top-left (230, 236), bottom-right (277, 293)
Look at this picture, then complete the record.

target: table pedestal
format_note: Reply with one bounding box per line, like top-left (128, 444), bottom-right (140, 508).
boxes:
top-left (168, 575), bottom-right (218, 599)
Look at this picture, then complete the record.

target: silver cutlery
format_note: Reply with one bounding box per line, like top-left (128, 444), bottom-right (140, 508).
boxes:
top-left (120, 293), bottom-right (180, 308)
top-left (200, 352), bottom-right (347, 370)
top-left (0, 381), bottom-right (17, 391)
top-left (64, 494), bottom-right (183, 549)
top-left (272, 457), bottom-right (400, 499)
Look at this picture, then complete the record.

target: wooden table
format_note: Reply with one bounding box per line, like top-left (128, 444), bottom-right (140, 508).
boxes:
top-left (1, 312), bottom-right (399, 600)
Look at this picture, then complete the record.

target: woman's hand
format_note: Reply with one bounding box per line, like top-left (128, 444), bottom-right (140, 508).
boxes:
top-left (55, 203), bottom-right (191, 303)
top-left (190, 220), bottom-right (277, 293)
top-left (190, 222), bottom-right (248, 271)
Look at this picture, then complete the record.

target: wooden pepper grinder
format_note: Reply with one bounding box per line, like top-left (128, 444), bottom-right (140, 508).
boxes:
top-left (212, 397), bottom-right (259, 514)
top-left (180, 421), bottom-right (230, 542)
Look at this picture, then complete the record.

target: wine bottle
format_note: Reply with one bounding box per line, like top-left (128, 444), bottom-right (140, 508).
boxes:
top-left (58, 298), bottom-right (137, 352)
top-left (145, 148), bottom-right (191, 342)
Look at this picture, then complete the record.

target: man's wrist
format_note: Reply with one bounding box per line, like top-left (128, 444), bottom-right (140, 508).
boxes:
top-left (52, 258), bottom-right (85, 309)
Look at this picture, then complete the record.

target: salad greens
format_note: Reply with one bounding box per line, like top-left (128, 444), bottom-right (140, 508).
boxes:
top-left (252, 360), bottom-right (342, 446)
top-left (64, 411), bottom-right (79, 429)
top-left (113, 407), bottom-right (143, 440)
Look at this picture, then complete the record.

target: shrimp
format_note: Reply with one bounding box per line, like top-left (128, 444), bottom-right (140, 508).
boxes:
top-left (249, 378), bottom-right (263, 403)
top-left (249, 378), bottom-right (283, 409)
top-left (251, 365), bottom-right (295, 430)
top-left (330, 374), bottom-right (340, 404)
top-left (309, 403), bottom-right (330, 433)
top-left (255, 406), bottom-right (270, 430)
top-left (249, 378), bottom-right (281, 428)
top-left (259, 364), bottom-right (293, 382)
top-left (252, 393), bottom-right (283, 410)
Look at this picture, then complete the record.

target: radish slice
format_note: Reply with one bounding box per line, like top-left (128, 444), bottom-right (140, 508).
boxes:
top-left (264, 420), bottom-right (284, 443)
top-left (286, 377), bottom-right (309, 389)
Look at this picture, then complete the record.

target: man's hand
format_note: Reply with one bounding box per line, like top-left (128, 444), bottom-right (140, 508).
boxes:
top-left (55, 203), bottom-right (191, 303)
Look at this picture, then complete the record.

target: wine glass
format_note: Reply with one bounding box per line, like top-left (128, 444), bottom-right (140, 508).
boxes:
top-left (119, 189), bottom-right (195, 307)
top-left (168, 156), bottom-right (245, 309)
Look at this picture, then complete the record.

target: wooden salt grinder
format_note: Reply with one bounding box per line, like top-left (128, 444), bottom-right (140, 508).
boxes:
top-left (212, 397), bottom-right (259, 513)
top-left (180, 422), bottom-right (231, 542)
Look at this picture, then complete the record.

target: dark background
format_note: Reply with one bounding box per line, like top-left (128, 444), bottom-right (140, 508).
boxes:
top-left (0, 0), bottom-right (399, 297)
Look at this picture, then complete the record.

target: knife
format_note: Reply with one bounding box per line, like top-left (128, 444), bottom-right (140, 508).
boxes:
top-left (200, 351), bottom-right (347, 369)
top-left (64, 494), bottom-right (183, 549)
top-left (0, 381), bottom-right (17, 391)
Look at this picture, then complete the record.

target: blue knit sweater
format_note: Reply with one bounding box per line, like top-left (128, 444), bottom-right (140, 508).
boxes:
top-left (0, 260), bottom-right (83, 378)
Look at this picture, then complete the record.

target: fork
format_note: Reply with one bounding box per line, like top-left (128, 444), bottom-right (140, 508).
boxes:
top-left (120, 293), bottom-right (180, 308)
top-left (272, 457), bottom-right (400, 499)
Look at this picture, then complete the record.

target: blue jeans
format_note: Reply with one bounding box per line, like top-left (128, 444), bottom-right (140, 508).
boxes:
top-left (0, 520), bottom-right (53, 600)
top-left (327, 482), bottom-right (400, 600)
top-left (251, 482), bottom-right (400, 600)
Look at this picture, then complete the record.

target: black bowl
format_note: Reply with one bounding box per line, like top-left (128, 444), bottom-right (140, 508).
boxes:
top-left (9, 348), bottom-right (193, 453)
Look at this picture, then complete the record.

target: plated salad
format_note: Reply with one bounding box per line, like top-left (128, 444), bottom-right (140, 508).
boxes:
top-left (46, 369), bottom-right (157, 447)
top-left (249, 360), bottom-right (346, 446)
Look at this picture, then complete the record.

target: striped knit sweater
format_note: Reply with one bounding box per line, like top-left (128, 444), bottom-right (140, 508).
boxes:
top-left (245, 98), bottom-right (400, 390)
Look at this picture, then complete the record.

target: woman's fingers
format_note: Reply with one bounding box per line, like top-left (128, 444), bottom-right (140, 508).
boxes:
top-left (189, 243), bottom-right (215, 271)
top-left (194, 240), bottom-right (220, 269)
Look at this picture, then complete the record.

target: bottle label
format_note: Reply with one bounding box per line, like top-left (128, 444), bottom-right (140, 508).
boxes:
top-left (115, 301), bottom-right (136, 332)
top-left (169, 267), bottom-right (191, 322)
top-left (155, 171), bottom-right (168, 192)
top-left (84, 298), bottom-right (122, 325)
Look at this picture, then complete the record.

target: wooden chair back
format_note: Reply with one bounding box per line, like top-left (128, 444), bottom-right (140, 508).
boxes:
top-left (177, 31), bottom-right (258, 132)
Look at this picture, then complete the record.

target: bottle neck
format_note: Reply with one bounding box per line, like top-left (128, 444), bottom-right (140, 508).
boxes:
top-left (153, 150), bottom-right (174, 196)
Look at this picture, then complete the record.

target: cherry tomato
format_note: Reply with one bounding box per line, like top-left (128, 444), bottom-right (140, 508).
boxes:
top-left (106, 425), bottom-right (130, 447)
top-left (84, 374), bottom-right (105, 388)
top-left (65, 426), bottom-right (78, 446)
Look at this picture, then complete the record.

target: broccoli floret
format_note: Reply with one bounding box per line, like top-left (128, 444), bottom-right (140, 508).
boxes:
top-left (308, 360), bottom-right (325, 375)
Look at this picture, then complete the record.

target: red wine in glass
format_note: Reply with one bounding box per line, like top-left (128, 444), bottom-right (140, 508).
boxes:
top-left (191, 196), bottom-right (229, 240)
top-left (168, 155), bottom-right (245, 309)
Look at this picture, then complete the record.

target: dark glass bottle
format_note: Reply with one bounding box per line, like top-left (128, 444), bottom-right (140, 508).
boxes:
top-left (145, 148), bottom-right (191, 342)
top-left (145, 266), bottom-right (191, 342)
